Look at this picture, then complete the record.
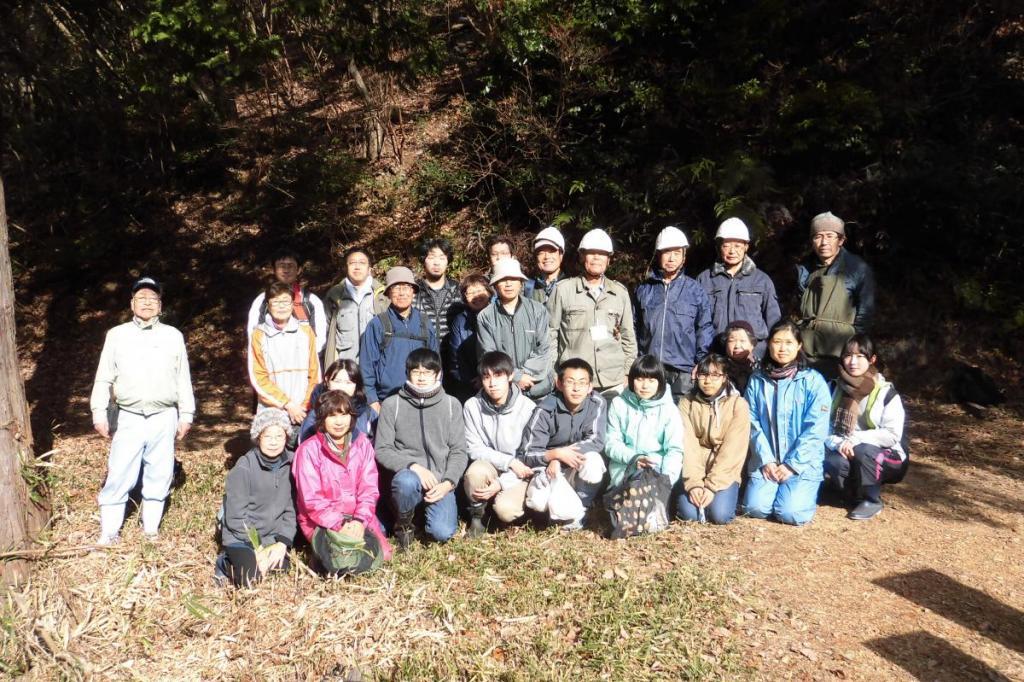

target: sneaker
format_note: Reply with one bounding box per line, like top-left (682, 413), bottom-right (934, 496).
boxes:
top-left (97, 533), bottom-right (120, 546)
top-left (467, 515), bottom-right (487, 538)
top-left (847, 500), bottom-right (883, 521)
top-left (561, 517), bottom-right (584, 532)
top-left (394, 526), bottom-right (415, 551)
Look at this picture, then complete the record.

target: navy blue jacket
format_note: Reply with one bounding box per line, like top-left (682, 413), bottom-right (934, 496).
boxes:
top-left (696, 257), bottom-right (781, 359)
top-left (635, 270), bottom-right (714, 372)
top-left (359, 307), bottom-right (438, 404)
top-left (446, 308), bottom-right (479, 387)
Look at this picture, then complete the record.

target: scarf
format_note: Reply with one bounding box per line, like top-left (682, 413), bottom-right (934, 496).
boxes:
top-left (324, 431), bottom-right (352, 464)
top-left (726, 353), bottom-right (756, 393)
top-left (404, 380), bottom-right (443, 400)
top-left (767, 362), bottom-right (799, 382)
top-left (832, 366), bottom-right (878, 437)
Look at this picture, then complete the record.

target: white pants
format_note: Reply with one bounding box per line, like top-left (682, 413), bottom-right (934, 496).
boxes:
top-left (97, 408), bottom-right (177, 534)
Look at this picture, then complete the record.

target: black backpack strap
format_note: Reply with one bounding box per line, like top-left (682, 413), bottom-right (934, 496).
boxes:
top-left (378, 311), bottom-right (395, 352)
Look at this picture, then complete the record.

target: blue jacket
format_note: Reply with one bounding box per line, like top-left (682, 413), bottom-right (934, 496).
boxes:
top-left (446, 308), bottom-right (479, 387)
top-left (635, 270), bottom-right (714, 372)
top-left (359, 307), bottom-right (438, 404)
top-left (744, 367), bottom-right (830, 481)
top-left (298, 384), bottom-right (377, 444)
top-left (696, 257), bottom-right (781, 359)
top-left (518, 391), bottom-right (607, 468)
top-left (796, 248), bottom-right (876, 333)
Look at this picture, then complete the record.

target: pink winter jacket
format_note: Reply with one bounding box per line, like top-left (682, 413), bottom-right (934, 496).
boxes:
top-left (293, 432), bottom-right (392, 560)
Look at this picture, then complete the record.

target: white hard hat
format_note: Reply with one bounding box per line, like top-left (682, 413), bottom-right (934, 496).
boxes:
top-left (489, 258), bottom-right (528, 285)
top-left (655, 226), bottom-right (689, 251)
top-left (716, 217), bottom-right (750, 242)
top-left (578, 228), bottom-right (614, 254)
top-left (534, 225), bottom-right (565, 251)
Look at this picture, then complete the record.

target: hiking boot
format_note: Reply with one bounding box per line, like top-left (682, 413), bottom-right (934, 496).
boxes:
top-left (394, 513), bottom-right (415, 551)
top-left (847, 500), bottom-right (883, 521)
top-left (467, 504), bottom-right (487, 538)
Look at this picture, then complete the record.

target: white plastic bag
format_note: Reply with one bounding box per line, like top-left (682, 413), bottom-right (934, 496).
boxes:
top-left (497, 470), bottom-right (521, 491)
top-left (525, 471), bottom-right (552, 512)
top-left (577, 451), bottom-right (607, 484)
top-left (547, 472), bottom-right (585, 521)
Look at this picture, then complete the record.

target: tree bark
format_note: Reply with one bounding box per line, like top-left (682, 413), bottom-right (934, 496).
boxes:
top-left (0, 177), bottom-right (47, 585)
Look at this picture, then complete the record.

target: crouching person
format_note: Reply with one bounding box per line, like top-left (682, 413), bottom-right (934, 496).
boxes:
top-left (293, 391), bottom-right (391, 576)
top-left (676, 354), bottom-right (750, 525)
top-left (375, 349), bottom-right (468, 549)
top-left (463, 351), bottom-right (537, 536)
top-left (519, 358), bottom-right (607, 531)
top-left (219, 409), bottom-right (295, 587)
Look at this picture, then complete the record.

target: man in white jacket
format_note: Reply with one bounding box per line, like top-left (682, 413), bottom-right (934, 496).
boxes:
top-left (90, 277), bottom-right (195, 544)
top-left (462, 351), bottom-right (537, 536)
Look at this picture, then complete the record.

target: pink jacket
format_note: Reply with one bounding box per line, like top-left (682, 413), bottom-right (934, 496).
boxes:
top-left (293, 432), bottom-right (392, 560)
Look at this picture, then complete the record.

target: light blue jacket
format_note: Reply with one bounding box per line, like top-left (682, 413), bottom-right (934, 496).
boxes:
top-left (744, 368), bottom-right (830, 480)
top-left (603, 389), bottom-right (684, 487)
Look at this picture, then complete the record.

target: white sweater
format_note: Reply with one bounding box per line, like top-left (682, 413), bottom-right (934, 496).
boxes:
top-left (826, 373), bottom-right (906, 460)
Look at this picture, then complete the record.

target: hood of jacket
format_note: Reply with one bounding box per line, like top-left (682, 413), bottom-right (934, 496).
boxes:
top-left (397, 383), bottom-right (448, 409)
top-left (618, 387), bottom-right (675, 413)
top-left (478, 383), bottom-right (525, 417)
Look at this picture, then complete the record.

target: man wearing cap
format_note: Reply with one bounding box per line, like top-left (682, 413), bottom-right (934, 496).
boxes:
top-left (696, 217), bottom-right (781, 360)
top-left (90, 277), bottom-right (195, 544)
top-left (547, 228), bottom-right (637, 399)
top-left (477, 259), bottom-right (554, 399)
top-left (796, 211), bottom-right (876, 377)
top-left (635, 226), bottom-right (714, 398)
top-left (323, 247), bottom-right (387, 367)
top-left (524, 225), bottom-right (567, 304)
top-left (359, 266), bottom-right (439, 411)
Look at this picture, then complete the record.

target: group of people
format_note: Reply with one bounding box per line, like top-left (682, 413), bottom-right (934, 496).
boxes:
top-left (89, 210), bottom-right (908, 588)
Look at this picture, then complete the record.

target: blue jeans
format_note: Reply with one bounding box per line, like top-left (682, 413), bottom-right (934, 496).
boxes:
top-left (391, 469), bottom-right (458, 542)
top-left (742, 474), bottom-right (821, 526)
top-left (675, 481), bottom-right (740, 525)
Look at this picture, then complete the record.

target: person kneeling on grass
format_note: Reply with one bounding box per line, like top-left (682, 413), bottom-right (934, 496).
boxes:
top-left (218, 408), bottom-right (296, 588)
top-left (742, 320), bottom-right (830, 526)
top-left (375, 348), bottom-right (468, 549)
top-left (676, 354), bottom-right (750, 525)
top-left (463, 351), bottom-right (537, 536)
top-left (298, 359), bottom-right (377, 444)
top-left (518, 358), bottom-right (607, 531)
top-left (293, 390), bottom-right (391, 576)
top-left (823, 334), bottom-right (910, 521)
top-left (603, 355), bottom-right (683, 531)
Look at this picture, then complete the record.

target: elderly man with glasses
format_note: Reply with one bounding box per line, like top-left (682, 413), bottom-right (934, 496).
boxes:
top-left (90, 277), bottom-right (195, 544)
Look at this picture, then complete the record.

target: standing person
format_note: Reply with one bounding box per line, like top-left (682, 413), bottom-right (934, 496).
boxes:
top-left (742, 320), bottom-right (830, 526)
top-left (294, 391), bottom-right (391, 575)
top-left (485, 235), bottom-right (514, 273)
top-left (603, 355), bottom-right (683, 533)
top-left (722, 320), bottom-right (759, 394)
top-left (519, 358), bottom-right (608, 530)
top-left (796, 211), bottom-right (876, 378)
top-left (547, 228), bottom-right (637, 399)
top-left (375, 349), bottom-right (468, 549)
top-left (696, 218), bottom-right (780, 360)
top-left (635, 225), bottom-right (714, 400)
top-left (477, 259), bottom-right (554, 399)
top-left (824, 335), bottom-right (909, 520)
top-left (218, 409), bottom-right (295, 587)
top-left (359, 266), bottom-right (438, 412)
top-left (446, 274), bottom-right (492, 402)
top-left (414, 238), bottom-right (462, 347)
top-left (248, 281), bottom-right (320, 433)
top-left (90, 277), bottom-right (195, 544)
top-left (247, 249), bottom-right (326, 355)
top-left (323, 247), bottom-right (387, 367)
top-left (676, 354), bottom-right (750, 525)
top-left (524, 225), bottom-right (567, 304)
top-left (462, 351), bottom-right (537, 536)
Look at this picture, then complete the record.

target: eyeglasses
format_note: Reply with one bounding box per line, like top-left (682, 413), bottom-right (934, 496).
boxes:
top-left (268, 300), bottom-right (294, 308)
top-left (697, 372), bottom-right (726, 380)
top-left (812, 233), bottom-right (841, 243)
top-left (409, 369), bottom-right (436, 378)
top-left (561, 379), bottom-right (591, 389)
top-left (390, 284), bottom-right (415, 292)
top-left (133, 296), bottom-right (160, 303)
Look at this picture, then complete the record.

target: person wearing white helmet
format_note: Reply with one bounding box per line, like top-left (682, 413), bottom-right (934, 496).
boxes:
top-left (696, 217), bottom-right (781, 360)
top-left (796, 211), bottom-right (876, 379)
top-left (635, 225), bottom-right (714, 399)
top-left (524, 225), bottom-right (567, 304)
top-left (477, 259), bottom-right (554, 399)
top-left (547, 228), bottom-right (637, 399)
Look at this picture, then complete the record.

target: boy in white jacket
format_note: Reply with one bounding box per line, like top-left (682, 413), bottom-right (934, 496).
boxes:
top-left (462, 351), bottom-right (537, 535)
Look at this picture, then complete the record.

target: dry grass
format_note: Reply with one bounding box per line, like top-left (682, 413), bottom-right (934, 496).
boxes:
top-left (1, 423), bottom-right (748, 680)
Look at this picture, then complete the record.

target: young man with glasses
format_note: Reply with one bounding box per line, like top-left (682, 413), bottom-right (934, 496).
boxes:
top-left (359, 266), bottom-right (439, 412)
top-left (247, 249), bottom-right (326, 354)
top-left (248, 281), bottom-right (321, 443)
top-left (796, 212), bottom-right (876, 379)
top-left (90, 277), bottom-right (195, 544)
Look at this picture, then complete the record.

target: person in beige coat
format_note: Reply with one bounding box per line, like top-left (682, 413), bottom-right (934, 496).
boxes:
top-left (676, 353), bottom-right (750, 524)
top-left (547, 228), bottom-right (637, 398)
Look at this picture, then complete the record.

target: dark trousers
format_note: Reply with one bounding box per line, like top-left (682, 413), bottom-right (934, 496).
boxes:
top-left (824, 444), bottom-right (907, 502)
top-left (223, 544), bottom-right (291, 588)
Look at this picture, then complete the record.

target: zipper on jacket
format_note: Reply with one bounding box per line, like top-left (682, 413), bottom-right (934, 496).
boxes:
top-left (659, 281), bottom-right (668, 359)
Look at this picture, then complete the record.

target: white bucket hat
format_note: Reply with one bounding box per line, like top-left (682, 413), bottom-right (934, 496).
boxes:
top-left (489, 258), bottom-right (528, 285)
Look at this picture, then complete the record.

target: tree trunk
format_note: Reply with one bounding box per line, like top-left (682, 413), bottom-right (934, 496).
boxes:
top-left (0, 177), bottom-right (47, 585)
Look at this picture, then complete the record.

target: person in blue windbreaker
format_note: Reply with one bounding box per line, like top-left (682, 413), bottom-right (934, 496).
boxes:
top-left (742, 319), bottom-right (830, 525)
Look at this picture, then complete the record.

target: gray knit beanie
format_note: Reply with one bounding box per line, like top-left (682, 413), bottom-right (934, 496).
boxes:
top-left (810, 211), bottom-right (845, 236)
top-left (250, 408), bottom-right (292, 443)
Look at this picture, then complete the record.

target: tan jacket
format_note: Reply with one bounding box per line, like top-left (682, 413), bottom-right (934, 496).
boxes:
top-left (547, 276), bottom-right (637, 389)
top-left (679, 393), bottom-right (750, 493)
